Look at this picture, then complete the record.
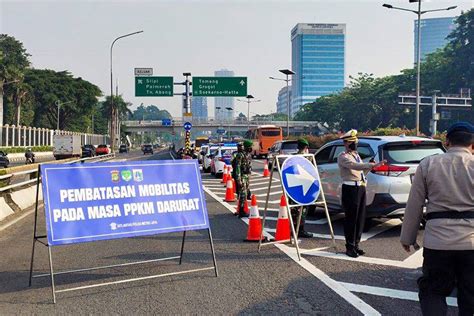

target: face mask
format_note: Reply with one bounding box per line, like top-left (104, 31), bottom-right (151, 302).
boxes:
top-left (348, 142), bottom-right (357, 151)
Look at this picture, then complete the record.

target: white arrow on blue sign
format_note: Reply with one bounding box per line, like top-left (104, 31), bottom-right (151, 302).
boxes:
top-left (183, 122), bottom-right (192, 131)
top-left (280, 156), bottom-right (321, 205)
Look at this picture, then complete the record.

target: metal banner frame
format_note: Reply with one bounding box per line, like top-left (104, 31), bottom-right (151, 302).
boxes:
top-left (258, 154), bottom-right (336, 260)
top-left (28, 165), bottom-right (218, 303)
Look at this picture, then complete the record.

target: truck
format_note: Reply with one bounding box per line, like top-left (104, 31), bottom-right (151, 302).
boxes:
top-left (53, 135), bottom-right (82, 160)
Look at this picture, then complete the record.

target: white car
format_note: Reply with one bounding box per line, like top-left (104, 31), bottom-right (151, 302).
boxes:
top-left (314, 136), bottom-right (445, 219)
top-left (210, 144), bottom-right (238, 177)
top-left (202, 144), bottom-right (219, 173)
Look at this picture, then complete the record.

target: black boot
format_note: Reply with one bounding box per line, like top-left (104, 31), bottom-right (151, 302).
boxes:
top-left (355, 246), bottom-right (365, 256)
top-left (297, 222), bottom-right (313, 238)
top-left (345, 245), bottom-right (359, 258)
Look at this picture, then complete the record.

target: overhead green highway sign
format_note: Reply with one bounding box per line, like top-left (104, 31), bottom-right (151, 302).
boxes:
top-left (135, 76), bottom-right (173, 97)
top-left (192, 77), bottom-right (247, 97)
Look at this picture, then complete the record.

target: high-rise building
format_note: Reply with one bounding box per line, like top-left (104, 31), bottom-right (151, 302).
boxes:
top-left (414, 17), bottom-right (456, 62)
top-left (191, 97), bottom-right (208, 122)
top-left (291, 23), bottom-right (346, 116)
top-left (214, 69), bottom-right (235, 122)
top-left (276, 85), bottom-right (292, 116)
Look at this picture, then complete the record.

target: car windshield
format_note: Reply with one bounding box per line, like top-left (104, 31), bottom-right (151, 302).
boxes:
top-left (98, 145), bottom-right (107, 148)
top-left (144, 145), bottom-right (152, 148)
top-left (281, 142), bottom-right (298, 150)
top-left (221, 149), bottom-right (236, 156)
top-left (383, 142), bottom-right (445, 164)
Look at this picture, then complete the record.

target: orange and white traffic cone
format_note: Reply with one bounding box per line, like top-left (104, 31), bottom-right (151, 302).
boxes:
top-left (245, 195), bottom-right (264, 242)
top-left (224, 179), bottom-right (236, 202)
top-left (235, 197), bottom-right (249, 215)
top-left (275, 195), bottom-right (291, 241)
top-left (221, 165), bottom-right (228, 184)
top-left (263, 160), bottom-right (270, 177)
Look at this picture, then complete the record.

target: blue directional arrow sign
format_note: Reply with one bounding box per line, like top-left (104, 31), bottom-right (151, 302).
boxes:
top-left (183, 122), bottom-right (192, 131)
top-left (280, 156), bottom-right (321, 205)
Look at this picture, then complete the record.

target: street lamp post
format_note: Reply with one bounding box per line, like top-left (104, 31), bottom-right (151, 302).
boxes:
top-left (237, 94), bottom-right (261, 130)
top-left (110, 30), bottom-right (143, 151)
top-left (55, 100), bottom-right (74, 130)
top-left (382, 1), bottom-right (456, 135)
top-left (270, 69), bottom-right (295, 137)
top-left (225, 107), bottom-right (233, 139)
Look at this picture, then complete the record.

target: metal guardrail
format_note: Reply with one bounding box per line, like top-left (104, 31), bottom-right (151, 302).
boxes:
top-left (0, 153), bottom-right (116, 193)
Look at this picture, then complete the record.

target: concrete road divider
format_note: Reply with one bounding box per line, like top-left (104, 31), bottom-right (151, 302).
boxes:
top-left (0, 197), bottom-right (15, 222)
top-left (10, 186), bottom-right (42, 210)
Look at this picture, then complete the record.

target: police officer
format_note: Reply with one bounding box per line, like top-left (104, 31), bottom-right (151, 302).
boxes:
top-left (338, 130), bottom-right (386, 257)
top-left (401, 122), bottom-right (474, 316)
top-left (289, 138), bottom-right (313, 238)
top-left (232, 140), bottom-right (253, 217)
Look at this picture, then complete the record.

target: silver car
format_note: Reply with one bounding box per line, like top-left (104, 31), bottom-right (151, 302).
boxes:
top-left (314, 136), bottom-right (445, 218)
top-left (267, 140), bottom-right (299, 169)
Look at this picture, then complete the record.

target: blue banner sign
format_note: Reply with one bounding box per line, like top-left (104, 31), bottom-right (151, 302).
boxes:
top-left (162, 119), bottom-right (172, 126)
top-left (41, 160), bottom-right (209, 246)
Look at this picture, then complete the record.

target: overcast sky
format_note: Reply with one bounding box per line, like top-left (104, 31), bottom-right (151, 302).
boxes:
top-left (1, 0), bottom-right (472, 118)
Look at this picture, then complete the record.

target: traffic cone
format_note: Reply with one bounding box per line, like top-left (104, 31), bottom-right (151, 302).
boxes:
top-left (224, 179), bottom-right (236, 202)
top-left (221, 165), bottom-right (228, 184)
top-left (245, 195), bottom-right (264, 242)
top-left (275, 195), bottom-right (291, 241)
top-left (263, 160), bottom-right (270, 177)
top-left (232, 178), bottom-right (236, 196)
top-left (235, 198), bottom-right (249, 215)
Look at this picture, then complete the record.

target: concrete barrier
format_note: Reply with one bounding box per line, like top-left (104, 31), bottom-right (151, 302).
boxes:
top-left (10, 186), bottom-right (41, 210)
top-left (0, 197), bottom-right (15, 221)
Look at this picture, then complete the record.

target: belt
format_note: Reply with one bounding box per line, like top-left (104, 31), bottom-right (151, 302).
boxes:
top-left (426, 211), bottom-right (474, 220)
top-left (343, 181), bottom-right (366, 187)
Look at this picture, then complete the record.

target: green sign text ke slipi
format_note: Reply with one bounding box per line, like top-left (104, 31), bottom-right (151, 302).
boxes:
top-left (135, 76), bottom-right (173, 97)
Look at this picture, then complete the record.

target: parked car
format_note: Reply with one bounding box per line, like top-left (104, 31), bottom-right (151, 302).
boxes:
top-left (0, 151), bottom-right (10, 168)
top-left (267, 140), bottom-right (299, 169)
top-left (202, 144), bottom-right (220, 173)
top-left (119, 144), bottom-right (129, 153)
top-left (142, 144), bottom-right (154, 155)
top-left (313, 136), bottom-right (445, 219)
top-left (95, 144), bottom-right (110, 155)
top-left (211, 144), bottom-right (238, 177)
top-left (81, 144), bottom-right (96, 158)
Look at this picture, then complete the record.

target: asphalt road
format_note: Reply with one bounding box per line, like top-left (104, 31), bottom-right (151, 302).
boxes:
top-left (0, 151), bottom-right (460, 315)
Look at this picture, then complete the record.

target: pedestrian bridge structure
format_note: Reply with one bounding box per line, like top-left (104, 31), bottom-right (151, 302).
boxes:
top-left (122, 119), bottom-right (327, 136)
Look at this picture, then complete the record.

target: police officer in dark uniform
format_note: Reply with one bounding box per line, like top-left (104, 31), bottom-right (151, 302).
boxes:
top-left (338, 130), bottom-right (386, 257)
top-left (401, 122), bottom-right (474, 316)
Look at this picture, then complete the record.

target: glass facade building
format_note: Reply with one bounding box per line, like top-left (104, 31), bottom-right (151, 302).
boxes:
top-left (214, 69), bottom-right (235, 122)
top-left (414, 17), bottom-right (456, 62)
top-left (276, 85), bottom-right (291, 116)
top-left (291, 23), bottom-right (346, 116)
top-left (191, 97), bottom-right (208, 122)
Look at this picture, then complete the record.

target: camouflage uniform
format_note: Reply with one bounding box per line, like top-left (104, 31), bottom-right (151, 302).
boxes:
top-left (232, 140), bottom-right (253, 217)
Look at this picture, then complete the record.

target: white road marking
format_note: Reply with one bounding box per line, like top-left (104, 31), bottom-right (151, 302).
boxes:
top-left (402, 247), bottom-right (424, 269)
top-left (202, 186), bottom-right (237, 215)
top-left (303, 249), bottom-right (417, 268)
top-left (276, 244), bottom-right (381, 316)
top-left (250, 186), bottom-right (282, 192)
top-left (340, 282), bottom-right (458, 307)
top-left (254, 190), bottom-right (283, 197)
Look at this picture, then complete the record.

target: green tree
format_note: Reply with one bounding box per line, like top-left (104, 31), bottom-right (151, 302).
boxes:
top-left (24, 69), bottom-right (101, 131)
top-left (131, 104), bottom-right (172, 121)
top-left (0, 34), bottom-right (31, 129)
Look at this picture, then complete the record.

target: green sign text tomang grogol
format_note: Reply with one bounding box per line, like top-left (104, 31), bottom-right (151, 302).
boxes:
top-left (192, 77), bottom-right (247, 97)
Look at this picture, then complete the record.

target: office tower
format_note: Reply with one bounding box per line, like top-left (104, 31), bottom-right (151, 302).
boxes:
top-left (276, 85), bottom-right (292, 116)
top-left (191, 97), bottom-right (208, 122)
top-left (414, 16), bottom-right (456, 62)
top-left (214, 69), bottom-right (235, 122)
top-left (291, 23), bottom-right (346, 116)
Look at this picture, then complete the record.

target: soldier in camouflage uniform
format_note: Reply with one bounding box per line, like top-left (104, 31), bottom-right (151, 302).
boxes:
top-left (290, 138), bottom-right (313, 238)
top-left (232, 140), bottom-right (253, 218)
